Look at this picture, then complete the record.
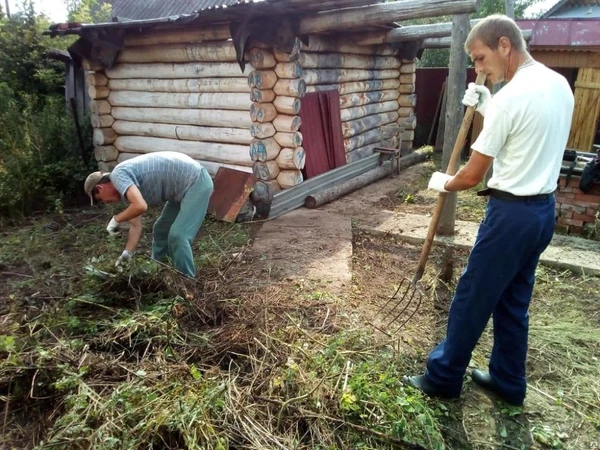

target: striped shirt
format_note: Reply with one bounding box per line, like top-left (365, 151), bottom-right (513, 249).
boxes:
top-left (110, 152), bottom-right (202, 205)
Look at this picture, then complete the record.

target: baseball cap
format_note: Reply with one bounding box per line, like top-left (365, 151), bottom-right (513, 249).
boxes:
top-left (84, 171), bottom-right (110, 205)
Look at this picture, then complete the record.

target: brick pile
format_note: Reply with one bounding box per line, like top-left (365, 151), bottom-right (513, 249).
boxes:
top-left (556, 175), bottom-right (600, 239)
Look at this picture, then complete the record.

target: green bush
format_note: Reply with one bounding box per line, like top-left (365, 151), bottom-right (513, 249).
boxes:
top-left (0, 5), bottom-right (94, 225)
top-left (0, 83), bottom-right (94, 224)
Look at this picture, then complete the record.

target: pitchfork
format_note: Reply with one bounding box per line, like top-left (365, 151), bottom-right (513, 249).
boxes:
top-left (377, 72), bottom-right (487, 333)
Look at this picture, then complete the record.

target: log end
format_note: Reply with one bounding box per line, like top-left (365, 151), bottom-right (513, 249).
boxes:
top-left (304, 195), bottom-right (317, 209)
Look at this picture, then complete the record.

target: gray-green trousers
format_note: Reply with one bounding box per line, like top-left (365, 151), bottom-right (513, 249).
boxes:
top-left (151, 168), bottom-right (213, 277)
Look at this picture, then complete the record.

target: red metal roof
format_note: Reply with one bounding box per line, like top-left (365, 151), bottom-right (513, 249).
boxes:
top-left (517, 19), bottom-right (600, 47)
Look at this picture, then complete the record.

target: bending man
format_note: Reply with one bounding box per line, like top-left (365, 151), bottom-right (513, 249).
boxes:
top-left (84, 151), bottom-right (214, 277)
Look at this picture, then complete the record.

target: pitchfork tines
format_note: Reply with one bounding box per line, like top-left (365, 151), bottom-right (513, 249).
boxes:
top-left (374, 72), bottom-right (487, 335)
top-left (375, 276), bottom-right (423, 334)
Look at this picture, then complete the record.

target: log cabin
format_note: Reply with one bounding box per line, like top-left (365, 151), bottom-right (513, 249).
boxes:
top-left (47, 0), bottom-right (481, 217)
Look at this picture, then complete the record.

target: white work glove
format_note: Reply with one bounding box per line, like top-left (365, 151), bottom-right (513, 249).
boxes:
top-left (115, 249), bottom-right (133, 267)
top-left (428, 171), bottom-right (452, 193)
top-left (106, 216), bottom-right (121, 236)
top-left (462, 82), bottom-right (492, 116)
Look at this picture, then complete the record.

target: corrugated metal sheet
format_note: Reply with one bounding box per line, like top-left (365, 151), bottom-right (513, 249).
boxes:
top-left (517, 19), bottom-right (600, 46)
top-left (47, 0), bottom-right (387, 35)
top-left (300, 91), bottom-right (346, 179)
top-left (110, 0), bottom-right (258, 21)
top-left (108, 0), bottom-right (382, 21)
top-left (551, 6), bottom-right (600, 19)
top-left (543, 0), bottom-right (600, 19)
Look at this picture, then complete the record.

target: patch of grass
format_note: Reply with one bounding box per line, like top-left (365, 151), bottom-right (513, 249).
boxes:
top-left (527, 268), bottom-right (600, 424)
top-left (2, 209), bottom-right (447, 450)
top-left (262, 329), bottom-right (446, 450)
top-left (455, 180), bottom-right (487, 222)
top-left (194, 217), bottom-right (252, 270)
top-left (351, 231), bottom-right (600, 450)
top-left (38, 371), bottom-right (229, 450)
top-left (2, 200), bottom-right (600, 450)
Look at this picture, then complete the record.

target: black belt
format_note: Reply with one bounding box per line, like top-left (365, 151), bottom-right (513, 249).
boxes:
top-left (477, 188), bottom-right (555, 202)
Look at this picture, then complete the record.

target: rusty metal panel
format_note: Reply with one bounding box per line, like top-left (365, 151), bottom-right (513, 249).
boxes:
top-left (299, 91), bottom-right (346, 179)
top-left (207, 167), bottom-right (255, 222)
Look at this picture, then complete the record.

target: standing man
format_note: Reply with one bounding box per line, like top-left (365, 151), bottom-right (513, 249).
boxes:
top-left (84, 151), bottom-right (214, 277)
top-left (404, 15), bottom-right (574, 406)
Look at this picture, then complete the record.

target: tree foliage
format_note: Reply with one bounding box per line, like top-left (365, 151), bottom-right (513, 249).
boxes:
top-left (0, 2), bottom-right (95, 223)
top-left (0, 2), bottom-right (65, 97)
top-left (414, 0), bottom-right (547, 68)
top-left (64, 0), bottom-right (112, 24)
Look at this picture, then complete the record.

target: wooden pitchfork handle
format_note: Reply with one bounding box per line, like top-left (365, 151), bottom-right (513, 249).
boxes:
top-left (411, 71), bottom-right (487, 285)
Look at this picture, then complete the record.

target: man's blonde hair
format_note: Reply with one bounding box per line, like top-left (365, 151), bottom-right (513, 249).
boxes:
top-left (464, 14), bottom-right (526, 53)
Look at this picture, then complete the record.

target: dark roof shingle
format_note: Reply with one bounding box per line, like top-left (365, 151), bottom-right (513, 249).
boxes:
top-left (109, 0), bottom-right (255, 20)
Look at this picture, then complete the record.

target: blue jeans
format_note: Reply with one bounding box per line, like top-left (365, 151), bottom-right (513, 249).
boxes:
top-left (151, 168), bottom-right (213, 277)
top-left (425, 195), bottom-right (555, 403)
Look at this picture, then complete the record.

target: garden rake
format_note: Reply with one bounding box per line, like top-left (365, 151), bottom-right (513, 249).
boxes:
top-left (376, 72), bottom-right (487, 334)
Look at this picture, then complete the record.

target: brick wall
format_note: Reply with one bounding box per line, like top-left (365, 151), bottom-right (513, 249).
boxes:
top-left (556, 175), bottom-right (600, 239)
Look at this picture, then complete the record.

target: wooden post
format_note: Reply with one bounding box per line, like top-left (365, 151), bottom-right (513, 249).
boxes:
top-left (434, 77), bottom-right (448, 152)
top-left (437, 14), bottom-right (470, 281)
top-left (438, 15), bottom-right (469, 233)
top-left (505, 0), bottom-right (515, 18)
top-left (428, 80), bottom-right (446, 145)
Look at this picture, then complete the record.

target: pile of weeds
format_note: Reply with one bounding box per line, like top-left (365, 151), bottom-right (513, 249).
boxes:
top-left (1, 209), bottom-right (446, 450)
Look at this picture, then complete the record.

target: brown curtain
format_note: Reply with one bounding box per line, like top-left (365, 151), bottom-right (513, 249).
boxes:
top-left (299, 90), bottom-right (346, 179)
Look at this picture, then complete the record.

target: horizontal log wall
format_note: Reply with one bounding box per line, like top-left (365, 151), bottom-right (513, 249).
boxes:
top-left (84, 30), bottom-right (418, 202)
top-left (300, 35), bottom-right (413, 163)
top-left (85, 27), bottom-right (256, 177)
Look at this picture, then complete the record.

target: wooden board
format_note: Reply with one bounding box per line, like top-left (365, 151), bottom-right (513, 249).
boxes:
top-left (207, 167), bottom-right (255, 223)
top-left (568, 68), bottom-right (600, 151)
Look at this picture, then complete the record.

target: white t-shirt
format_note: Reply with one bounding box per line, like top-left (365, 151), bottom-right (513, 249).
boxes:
top-left (472, 61), bottom-right (574, 195)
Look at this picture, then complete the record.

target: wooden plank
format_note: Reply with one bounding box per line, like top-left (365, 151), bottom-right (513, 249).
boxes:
top-left (116, 42), bottom-right (238, 63)
top-left (531, 50), bottom-right (600, 69)
top-left (208, 168), bottom-right (255, 223)
top-left (108, 91), bottom-right (251, 110)
top-left (108, 78), bottom-right (250, 93)
top-left (299, 0), bottom-right (478, 34)
top-left (124, 25), bottom-right (230, 46)
top-left (114, 136), bottom-right (253, 166)
top-left (106, 62), bottom-right (250, 79)
top-left (111, 107), bottom-right (251, 128)
top-left (567, 67), bottom-right (600, 151)
top-left (355, 19), bottom-right (481, 45)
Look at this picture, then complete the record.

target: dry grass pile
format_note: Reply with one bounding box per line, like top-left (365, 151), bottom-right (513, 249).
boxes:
top-left (1, 213), bottom-right (447, 450)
